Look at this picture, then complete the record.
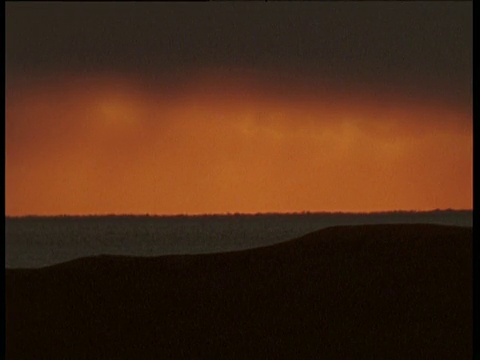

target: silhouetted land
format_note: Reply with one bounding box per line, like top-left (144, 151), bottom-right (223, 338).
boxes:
top-left (6, 224), bottom-right (472, 359)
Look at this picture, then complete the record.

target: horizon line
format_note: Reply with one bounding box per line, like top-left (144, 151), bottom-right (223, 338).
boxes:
top-left (5, 208), bottom-right (473, 219)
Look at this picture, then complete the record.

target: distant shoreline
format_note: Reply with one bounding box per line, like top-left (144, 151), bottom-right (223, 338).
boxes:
top-left (5, 208), bottom-right (473, 220)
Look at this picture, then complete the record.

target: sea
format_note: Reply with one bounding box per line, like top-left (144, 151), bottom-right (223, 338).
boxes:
top-left (5, 210), bottom-right (472, 269)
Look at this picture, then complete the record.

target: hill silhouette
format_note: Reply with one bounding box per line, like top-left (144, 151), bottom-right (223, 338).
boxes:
top-left (6, 224), bottom-right (472, 359)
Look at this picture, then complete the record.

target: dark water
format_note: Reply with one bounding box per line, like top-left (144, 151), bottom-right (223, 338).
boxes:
top-left (5, 210), bottom-right (472, 268)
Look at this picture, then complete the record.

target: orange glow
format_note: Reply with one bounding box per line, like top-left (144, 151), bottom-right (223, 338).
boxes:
top-left (5, 72), bottom-right (472, 215)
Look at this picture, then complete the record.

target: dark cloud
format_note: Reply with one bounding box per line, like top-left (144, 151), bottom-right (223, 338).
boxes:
top-left (6, 2), bottom-right (472, 107)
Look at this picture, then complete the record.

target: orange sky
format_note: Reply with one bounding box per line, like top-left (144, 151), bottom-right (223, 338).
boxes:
top-left (5, 71), bottom-right (472, 216)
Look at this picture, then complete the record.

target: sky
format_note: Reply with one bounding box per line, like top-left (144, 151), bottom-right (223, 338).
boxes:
top-left (5, 2), bottom-right (472, 216)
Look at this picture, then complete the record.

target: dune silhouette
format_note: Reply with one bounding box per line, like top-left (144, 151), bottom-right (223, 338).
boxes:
top-left (6, 224), bottom-right (472, 359)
